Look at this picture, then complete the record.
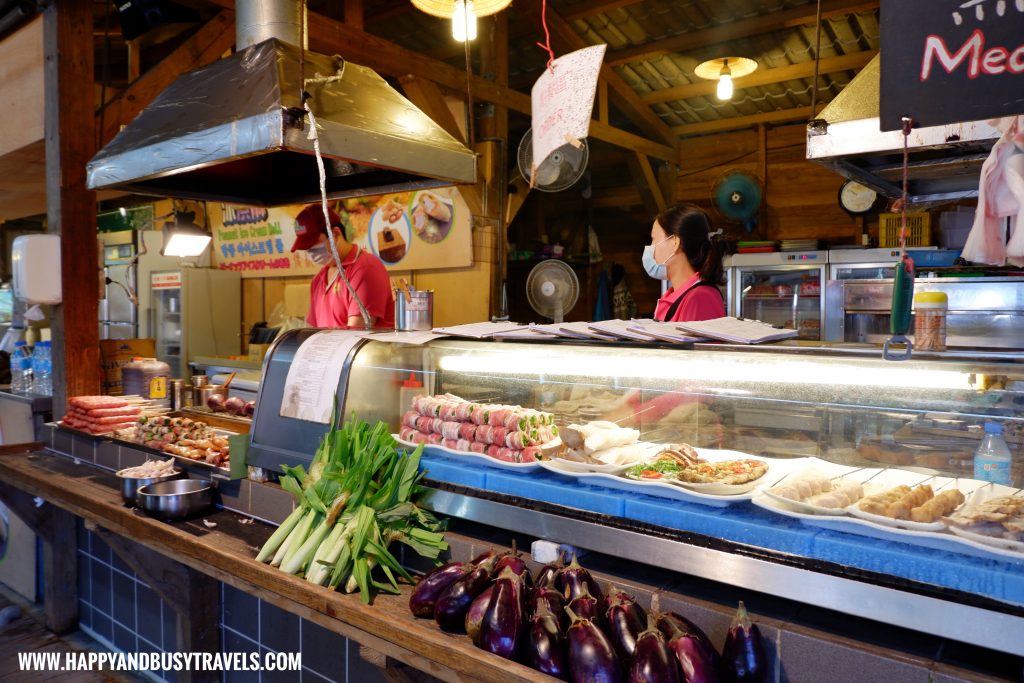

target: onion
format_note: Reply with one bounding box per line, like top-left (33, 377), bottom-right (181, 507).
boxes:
top-left (224, 396), bottom-right (246, 415)
top-left (206, 393), bottom-right (226, 412)
top-left (243, 401), bottom-right (256, 417)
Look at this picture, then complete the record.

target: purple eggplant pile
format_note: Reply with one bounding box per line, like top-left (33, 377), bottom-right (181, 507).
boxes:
top-left (409, 552), bottom-right (767, 683)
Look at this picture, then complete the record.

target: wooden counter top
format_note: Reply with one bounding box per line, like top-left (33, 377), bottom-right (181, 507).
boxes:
top-left (0, 450), bottom-right (549, 683)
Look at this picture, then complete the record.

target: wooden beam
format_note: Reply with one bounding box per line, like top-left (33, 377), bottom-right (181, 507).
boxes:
top-left (98, 9), bottom-right (235, 145)
top-left (561, 0), bottom-right (647, 21)
top-left (673, 106), bottom-right (814, 136)
top-left (540, 1), bottom-right (676, 147)
top-left (306, 15), bottom-right (677, 161)
top-left (0, 16), bottom-right (44, 159)
top-left (634, 153), bottom-right (667, 212)
top-left (400, 76), bottom-right (468, 145)
top-left (642, 50), bottom-right (877, 105)
top-left (598, 81), bottom-right (609, 124)
top-left (606, 0), bottom-right (879, 67)
top-left (345, 0), bottom-right (364, 30)
top-left (45, 0), bottom-right (100, 413)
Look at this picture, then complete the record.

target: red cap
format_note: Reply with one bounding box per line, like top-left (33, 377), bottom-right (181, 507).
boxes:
top-left (290, 205), bottom-right (341, 252)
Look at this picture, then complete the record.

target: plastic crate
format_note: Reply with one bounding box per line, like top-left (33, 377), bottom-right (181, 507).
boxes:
top-left (879, 212), bottom-right (931, 247)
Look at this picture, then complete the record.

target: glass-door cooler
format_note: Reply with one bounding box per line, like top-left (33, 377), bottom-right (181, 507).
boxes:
top-left (152, 271), bottom-right (183, 377)
top-left (727, 251), bottom-right (826, 340)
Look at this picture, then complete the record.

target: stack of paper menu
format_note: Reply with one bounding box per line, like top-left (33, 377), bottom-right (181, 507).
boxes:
top-left (627, 321), bottom-right (704, 344)
top-left (431, 321), bottom-right (530, 338)
top-left (674, 317), bottom-right (799, 344)
top-left (490, 325), bottom-right (559, 339)
top-left (537, 321), bottom-right (618, 340)
top-left (588, 319), bottom-right (661, 342)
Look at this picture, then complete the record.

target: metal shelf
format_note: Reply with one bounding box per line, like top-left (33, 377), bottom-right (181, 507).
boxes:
top-left (422, 485), bottom-right (1024, 656)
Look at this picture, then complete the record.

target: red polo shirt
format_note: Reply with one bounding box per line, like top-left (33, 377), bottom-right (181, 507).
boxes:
top-left (654, 273), bottom-right (725, 322)
top-left (307, 245), bottom-right (395, 328)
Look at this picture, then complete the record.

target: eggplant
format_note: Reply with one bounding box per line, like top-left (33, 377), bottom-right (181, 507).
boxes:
top-left (605, 586), bottom-right (646, 661)
top-left (494, 550), bottom-right (533, 587)
top-left (434, 556), bottom-right (496, 632)
top-left (471, 548), bottom-right (498, 566)
top-left (466, 585), bottom-right (495, 647)
top-left (721, 602), bottom-right (768, 683)
top-left (567, 583), bottom-right (602, 626)
top-left (628, 615), bottom-right (681, 683)
top-left (529, 587), bottom-right (567, 631)
top-left (409, 561), bottom-right (471, 618)
top-left (535, 560), bottom-right (562, 589)
top-left (528, 609), bottom-right (569, 679)
top-left (565, 607), bottom-right (621, 683)
top-left (658, 613), bottom-right (721, 683)
top-left (480, 567), bottom-right (527, 659)
top-left (206, 393), bottom-right (226, 412)
top-left (224, 396), bottom-right (246, 415)
top-left (558, 554), bottom-right (605, 608)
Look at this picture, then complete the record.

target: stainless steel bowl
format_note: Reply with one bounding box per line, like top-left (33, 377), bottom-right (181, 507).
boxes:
top-left (136, 479), bottom-right (215, 520)
top-left (116, 469), bottom-right (185, 506)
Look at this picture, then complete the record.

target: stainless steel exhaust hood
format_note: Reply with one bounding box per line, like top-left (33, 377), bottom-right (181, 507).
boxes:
top-left (806, 55), bottom-right (1001, 204)
top-left (86, 35), bottom-right (477, 206)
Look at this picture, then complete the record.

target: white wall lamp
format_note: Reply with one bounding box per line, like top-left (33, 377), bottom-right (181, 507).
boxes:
top-left (695, 57), bottom-right (758, 101)
top-left (411, 0), bottom-right (512, 42)
top-left (160, 210), bottom-right (211, 257)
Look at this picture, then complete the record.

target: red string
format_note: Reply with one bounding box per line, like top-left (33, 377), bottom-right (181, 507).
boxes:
top-left (535, 0), bottom-right (556, 73)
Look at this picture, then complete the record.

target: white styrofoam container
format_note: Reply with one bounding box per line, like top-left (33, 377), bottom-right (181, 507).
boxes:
top-left (12, 234), bottom-right (62, 304)
top-left (939, 208), bottom-right (975, 250)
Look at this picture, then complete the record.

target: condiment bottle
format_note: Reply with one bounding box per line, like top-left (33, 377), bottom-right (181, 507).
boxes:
top-left (398, 372), bottom-right (424, 414)
top-left (913, 291), bottom-right (947, 352)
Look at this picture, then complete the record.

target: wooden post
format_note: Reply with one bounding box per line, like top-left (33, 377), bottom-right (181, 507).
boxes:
top-left (478, 13), bottom-right (509, 318)
top-left (44, 0), bottom-right (100, 414)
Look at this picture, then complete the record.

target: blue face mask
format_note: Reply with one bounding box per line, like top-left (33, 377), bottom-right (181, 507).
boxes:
top-left (307, 242), bottom-right (333, 266)
top-left (642, 236), bottom-right (675, 280)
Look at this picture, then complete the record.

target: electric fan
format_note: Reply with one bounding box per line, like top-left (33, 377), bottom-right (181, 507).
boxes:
top-left (525, 260), bottom-right (579, 323)
top-left (712, 170), bottom-right (763, 232)
top-left (517, 128), bottom-right (589, 192)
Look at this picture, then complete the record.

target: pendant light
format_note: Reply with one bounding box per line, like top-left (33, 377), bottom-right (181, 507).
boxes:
top-left (411, 0), bottom-right (512, 42)
top-left (695, 57), bottom-right (758, 101)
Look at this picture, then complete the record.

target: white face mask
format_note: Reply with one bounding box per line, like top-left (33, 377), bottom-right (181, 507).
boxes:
top-left (642, 235), bottom-right (676, 280)
top-left (307, 243), bottom-right (333, 266)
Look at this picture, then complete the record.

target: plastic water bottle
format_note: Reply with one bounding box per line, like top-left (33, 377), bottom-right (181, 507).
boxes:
top-left (31, 341), bottom-right (52, 396)
top-left (10, 341), bottom-right (31, 393)
top-left (974, 422), bottom-right (1012, 485)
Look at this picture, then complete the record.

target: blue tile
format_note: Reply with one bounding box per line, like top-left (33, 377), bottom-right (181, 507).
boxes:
top-left (91, 558), bottom-right (112, 616)
top-left (223, 583), bottom-right (259, 641)
top-left (76, 517), bottom-right (89, 552)
top-left (112, 571), bottom-right (136, 630)
top-left (419, 454), bottom-right (488, 488)
top-left (259, 600), bottom-right (300, 654)
top-left (91, 610), bottom-right (113, 642)
top-left (78, 601), bottom-right (92, 629)
top-left (221, 628), bottom-right (260, 683)
top-left (113, 623), bottom-right (137, 654)
top-left (346, 638), bottom-right (390, 683)
top-left (137, 585), bottom-right (163, 649)
top-left (484, 470), bottom-right (625, 516)
top-left (90, 532), bottom-right (111, 564)
top-left (300, 618), bottom-right (346, 680)
top-left (77, 552), bottom-right (90, 604)
top-left (162, 601), bottom-right (177, 652)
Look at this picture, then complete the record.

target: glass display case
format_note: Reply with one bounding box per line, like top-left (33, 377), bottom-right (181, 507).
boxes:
top-left (249, 332), bottom-right (1024, 654)
top-left (727, 251), bottom-right (826, 340)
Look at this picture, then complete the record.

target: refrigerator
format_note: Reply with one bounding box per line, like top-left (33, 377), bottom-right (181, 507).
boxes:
top-left (727, 251), bottom-right (827, 340)
top-left (151, 268), bottom-right (241, 378)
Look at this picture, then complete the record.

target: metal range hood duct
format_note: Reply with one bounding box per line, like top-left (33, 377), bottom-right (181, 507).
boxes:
top-left (86, 1), bottom-right (476, 206)
top-left (806, 55), bottom-right (1001, 204)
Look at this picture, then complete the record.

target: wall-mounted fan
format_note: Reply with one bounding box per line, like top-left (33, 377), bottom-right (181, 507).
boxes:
top-left (526, 260), bottom-right (579, 323)
top-left (712, 170), bottom-right (763, 232)
top-left (517, 128), bottom-right (589, 192)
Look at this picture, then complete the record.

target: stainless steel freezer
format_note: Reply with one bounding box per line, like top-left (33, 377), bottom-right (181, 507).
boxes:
top-left (726, 251), bottom-right (827, 340)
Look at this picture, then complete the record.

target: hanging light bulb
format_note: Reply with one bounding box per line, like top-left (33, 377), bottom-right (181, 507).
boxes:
top-left (716, 59), bottom-right (734, 100)
top-left (452, 0), bottom-right (478, 41)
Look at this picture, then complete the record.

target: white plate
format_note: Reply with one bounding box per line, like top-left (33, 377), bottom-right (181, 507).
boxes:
top-left (846, 470), bottom-right (985, 533)
top-left (547, 441), bottom-right (664, 474)
top-left (541, 450), bottom-right (805, 507)
top-left (759, 489), bottom-right (851, 516)
top-left (947, 526), bottom-right (1024, 555)
top-left (394, 434), bottom-right (543, 471)
top-left (663, 450), bottom-right (779, 495)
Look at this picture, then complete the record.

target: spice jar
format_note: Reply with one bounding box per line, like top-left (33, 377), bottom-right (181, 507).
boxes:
top-left (913, 291), bottom-right (948, 351)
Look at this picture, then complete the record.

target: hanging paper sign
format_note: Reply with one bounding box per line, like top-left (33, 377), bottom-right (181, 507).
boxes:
top-left (880, 0), bottom-right (1024, 131)
top-left (530, 44), bottom-right (607, 180)
top-left (210, 189), bottom-right (472, 277)
top-left (279, 330), bottom-right (363, 423)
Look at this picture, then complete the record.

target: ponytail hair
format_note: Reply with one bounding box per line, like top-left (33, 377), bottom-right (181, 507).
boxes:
top-left (655, 203), bottom-right (725, 285)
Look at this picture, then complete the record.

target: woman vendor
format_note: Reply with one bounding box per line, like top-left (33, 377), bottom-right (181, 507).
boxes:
top-left (644, 204), bottom-right (727, 322)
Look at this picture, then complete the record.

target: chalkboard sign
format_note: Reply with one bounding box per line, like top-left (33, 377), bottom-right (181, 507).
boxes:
top-left (880, 0), bottom-right (1024, 131)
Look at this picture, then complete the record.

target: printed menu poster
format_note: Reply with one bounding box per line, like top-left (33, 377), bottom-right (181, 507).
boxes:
top-left (211, 189), bottom-right (472, 277)
top-left (530, 44), bottom-right (607, 182)
top-left (279, 331), bottom-right (364, 423)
